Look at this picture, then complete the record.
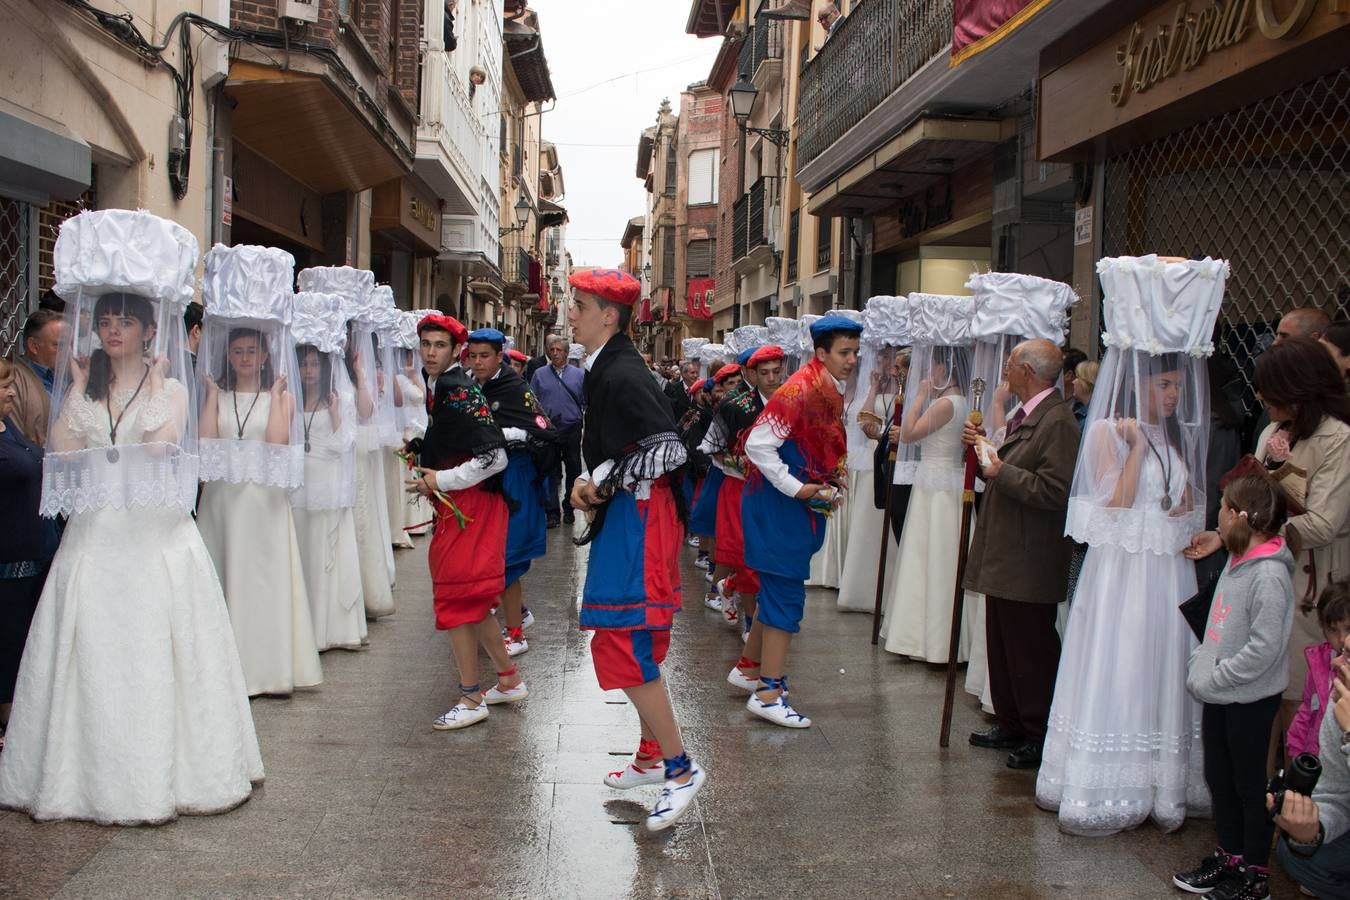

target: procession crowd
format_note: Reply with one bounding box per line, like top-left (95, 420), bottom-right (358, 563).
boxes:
top-left (4, 209), bottom-right (1350, 897)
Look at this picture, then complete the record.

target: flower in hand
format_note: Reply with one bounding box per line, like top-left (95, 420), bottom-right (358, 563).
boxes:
top-left (1266, 428), bottom-right (1292, 464)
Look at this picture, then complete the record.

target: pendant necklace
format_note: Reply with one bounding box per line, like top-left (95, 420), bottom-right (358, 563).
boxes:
top-left (233, 387), bottom-right (263, 440)
top-left (104, 364), bottom-right (152, 463)
top-left (303, 398), bottom-right (321, 453)
top-left (1141, 426), bottom-right (1174, 510)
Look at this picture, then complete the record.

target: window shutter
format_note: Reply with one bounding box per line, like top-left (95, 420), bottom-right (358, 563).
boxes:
top-left (688, 150), bottom-right (715, 205)
top-left (687, 239), bottom-right (712, 278)
top-left (661, 229), bottom-right (676, 286)
top-left (664, 142), bottom-right (677, 196)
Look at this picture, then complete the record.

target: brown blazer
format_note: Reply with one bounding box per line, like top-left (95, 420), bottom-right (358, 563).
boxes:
top-left (9, 356), bottom-right (50, 447)
top-left (964, 391), bottom-right (1081, 605)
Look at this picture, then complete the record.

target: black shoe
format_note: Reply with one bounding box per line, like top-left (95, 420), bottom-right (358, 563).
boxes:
top-left (1006, 741), bottom-right (1043, 769)
top-left (1173, 849), bottom-right (1237, 894)
top-left (1210, 866), bottom-right (1269, 900)
top-left (969, 725), bottom-right (1024, 750)
top-left (562, 511), bottom-right (575, 524)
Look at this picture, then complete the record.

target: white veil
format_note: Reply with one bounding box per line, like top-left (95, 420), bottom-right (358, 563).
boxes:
top-left (893, 293), bottom-right (975, 489)
top-left (1065, 255), bottom-right (1227, 555)
top-left (290, 290), bottom-right (357, 510)
top-left (42, 209), bottom-right (200, 516)
top-left (766, 317), bottom-right (801, 374)
top-left (847, 296), bottom-right (910, 471)
top-left (296, 266), bottom-right (381, 452)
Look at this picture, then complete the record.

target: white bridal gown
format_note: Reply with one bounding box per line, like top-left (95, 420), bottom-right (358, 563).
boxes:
top-left (385, 449), bottom-right (414, 549)
top-left (1035, 421), bottom-right (1208, 835)
top-left (198, 391), bottom-right (323, 696)
top-left (879, 395), bottom-right (984, 674)
top-left (837, 393), bottom-right (893, 613)
top-left (0, 381), bottom-right (263, 824)
top-left (294, 404), bottom-right (367, 652)
top-left (355, 447), bottom-right (396, 618)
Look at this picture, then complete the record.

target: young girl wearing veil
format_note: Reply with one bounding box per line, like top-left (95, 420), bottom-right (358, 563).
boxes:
top-left (0, 210), bottom-right (262, 824)
top-left (197, 245), bottom-right (322, 697)
top-left (1035, 255), bottom-right (1227, 836)
top-left (291, 291), bottom-right (367, 651)
top-left (879, 294), bottom-right (982, 667)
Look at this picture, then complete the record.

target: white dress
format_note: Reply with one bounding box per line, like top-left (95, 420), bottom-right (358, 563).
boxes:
top-left (808, 501), bottom-right (846, 589)
top-left (355, 447), bottom-right (396, 618)
top-left (1035, 424), bottom-right (1208, 836)
top-left (294, 405), bottom-right (367, 652)
top-left (0, 382), bottom-right (263, 824)
top-left (879, 394), bottom-right (984, 667)
top-left (837, 394), bottom-right (892, 613)
top-left (385, 449), bottom-right (414, 549)
top-left (198, 391), bottom-right (324, 696)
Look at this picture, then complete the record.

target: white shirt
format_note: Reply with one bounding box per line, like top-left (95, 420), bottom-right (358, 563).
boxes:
top-left (744, 374), bottom-right (844, 498)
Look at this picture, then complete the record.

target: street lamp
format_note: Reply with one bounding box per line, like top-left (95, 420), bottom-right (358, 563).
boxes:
top-left (729, 74), bottom-right (789, 147)
top-left (499, 196), bottom-right (532, 235)
top-left (643, 263), bottom-right (652, 292)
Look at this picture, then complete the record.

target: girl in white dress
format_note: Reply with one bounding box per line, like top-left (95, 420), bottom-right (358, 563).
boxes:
top-left (197, 245), bottom-right (322, 697)
top-left (0, 210), bottom-right (262, 824)
top-left (291, 291), bottom-right (366, 651)
top-left (1035, 254), bottom-right (1226, 836)
top-left (837, 295), bottom-right (908, 614)
top-left (297, 267), bottom-right (395, 619)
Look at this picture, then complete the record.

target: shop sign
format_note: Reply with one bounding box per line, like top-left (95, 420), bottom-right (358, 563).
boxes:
top-left (1112, 0), bottom-right (1332, 107)
top-left (1074, 206), bottom-right (1093, 246)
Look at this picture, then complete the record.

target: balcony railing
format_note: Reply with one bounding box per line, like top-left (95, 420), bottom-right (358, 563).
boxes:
top-left (500, 245), bottom-right (531, 287)
top-left (730, 176), bottom-right (781, 263)
top-left (419, 50), bottom-right (487, 199)
top-left (797, 0), bottom-right (952, 170)
top-left (750, 5), bottom-right (782, 76)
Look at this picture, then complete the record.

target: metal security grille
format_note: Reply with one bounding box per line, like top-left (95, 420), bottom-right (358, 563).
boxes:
top-left (0, 197), bottom-right (32, 358)
top-left (1102, 67), bottom-right (1350, 415)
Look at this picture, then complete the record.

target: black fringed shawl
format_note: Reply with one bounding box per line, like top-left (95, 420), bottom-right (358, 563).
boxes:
top-left (480, 362), bottom-right (561, 477)
top-left (578, 332), bottom-right (687, 543)
top-left (418, 366), bottom-right (507, 489)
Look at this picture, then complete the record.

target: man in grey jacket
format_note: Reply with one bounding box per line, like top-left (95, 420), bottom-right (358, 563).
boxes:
top-left (1275, 660), bottom-right (1350, 899)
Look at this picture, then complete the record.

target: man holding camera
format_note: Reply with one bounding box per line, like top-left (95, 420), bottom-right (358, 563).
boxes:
top-left (1273, 658), bottom-right (1350, 899)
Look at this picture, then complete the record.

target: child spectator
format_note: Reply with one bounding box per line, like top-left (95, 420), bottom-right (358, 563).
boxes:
top-left (1287, 580), bottom-right (1350, 759)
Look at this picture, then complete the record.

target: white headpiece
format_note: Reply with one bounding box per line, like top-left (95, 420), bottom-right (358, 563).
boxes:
top-left (297, 266), bottom-right (374, 323)
top-left (697, 343), bottom-right (728, 366)
top-left (201, 244), bottom-right (295, 324)
top-left (766, 317), bottom-right (800, 351)
top-left (292, 292), bottom-right (346, 353)
top-left (54, 209), bottom-right (199, 308)
top-left (967, 272), bottom-right (1076, 345)
top-left (1097, 255), bottom-right (1228, 357)
top-left (682, 337), bottom-right (709, 360)
top-left (906, 294), bottom-right (974, 346)
top-left (861, 296), bottom-right (911, 350)
top-left (727, 325), bottom-right (769, 356)
top-left (397, 311), bottom-right (420, 351)
top-left (568, 342), bottom-right (586, 360)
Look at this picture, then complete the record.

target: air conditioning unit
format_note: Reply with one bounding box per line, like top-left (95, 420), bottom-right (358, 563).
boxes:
top-left (280, 0), bottom-right (318, 23)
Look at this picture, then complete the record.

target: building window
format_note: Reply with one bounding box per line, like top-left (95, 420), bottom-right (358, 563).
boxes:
top-left (786, 210), bottom-right (799, 282)
top-left (816, 217), bottom-right (832, 271)
top-left (688, 148), bottom-right (718, 206)
top-left (661, 229), bottom-right (676, 287)
top-left (664, 141), bottom-right (677, 197)
top-left (687, 239), bottom-right (713, 278)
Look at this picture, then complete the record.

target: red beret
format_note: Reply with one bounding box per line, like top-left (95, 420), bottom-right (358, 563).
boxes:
top-left (417, 313), bottom-right (468, 345)
top-left (688, 378), bottom-right (706, 394)
top-left (506, 349), bottom-right (528, 363)
top-left (568, 267), bottom-right (642, 306)
top-left (713, 363), bottom-right (741, 384)
top-left (746, 345), bottom-right (785, 368)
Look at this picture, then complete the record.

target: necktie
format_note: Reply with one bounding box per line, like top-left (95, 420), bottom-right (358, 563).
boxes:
top-left (1007, 406), bottom-right (1027, 435)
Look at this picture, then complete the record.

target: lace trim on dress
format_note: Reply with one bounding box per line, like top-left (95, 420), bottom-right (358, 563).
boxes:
top-left (41, 445), bottom-right (200, 517)
top-left (198, 438), bottom-right (305, 489)
top-left (1065, 498), bottom-right (1201, 555)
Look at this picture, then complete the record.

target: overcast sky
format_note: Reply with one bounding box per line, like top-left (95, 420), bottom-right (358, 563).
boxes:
top-left (527, 0), bottom-right (722, 269)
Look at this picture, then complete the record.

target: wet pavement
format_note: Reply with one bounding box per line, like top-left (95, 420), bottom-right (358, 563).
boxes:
top-left (0, 521), bottom-right (1297, 898)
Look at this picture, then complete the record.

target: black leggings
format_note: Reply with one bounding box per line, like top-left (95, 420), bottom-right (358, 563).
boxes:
top-left (1203, 694), bottom-right (1283, 866)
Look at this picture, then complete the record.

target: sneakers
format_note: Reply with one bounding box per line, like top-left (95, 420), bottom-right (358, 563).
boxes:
top-left (521, 608), bottom-right (536, 630)
top-left (704, 592), bottom-right (724, 612)
top-left (726, 665), bottom-right (759, 692)
top-left (686, 535), bottom-right (700, 548)
top-left (694, 553), bottom-right (711, 571)
top-left (603, 762), bottom-right (665, 789)
top-left (645, 763), bottom-right (707, 832)
top-left (1210, 866), bottom-right (1269, 900)
top-left (715, 577), bottom-right (735, 603)
top-left (505, 632), bottom-right (529, 657)
top-left (432, 699), bottom-right (488, 731)
top-left (1173, 849), bottom-right (1237, 894)
top-left (704, 569), bottom-right (715, 585)
top-left (484, 681), bottom-right (529, 705)
top-left (747, 692), bottom-right (811, 728)
top-left (722, 603), bottom-right (740, 627)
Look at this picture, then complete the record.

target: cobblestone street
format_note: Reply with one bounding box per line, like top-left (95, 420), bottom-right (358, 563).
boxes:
top-left (0, 523), bottom-right (1263, 899)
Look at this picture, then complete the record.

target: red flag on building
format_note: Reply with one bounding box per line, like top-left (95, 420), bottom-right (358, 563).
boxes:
top-left (951, 0), bottom-right (1048, 66)
top-left (686, 278), bottom-right (715, 320)
top-left (638, 294), bottom-right (653, 324)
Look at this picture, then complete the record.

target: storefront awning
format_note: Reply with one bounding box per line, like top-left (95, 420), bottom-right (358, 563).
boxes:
top-left (539, 199), bottom-right (568, 229)
top-left (225, 61), bottom-right (409, 194)
top-left (0, 99), bottom-right (89, 204)
top-left (806, 116), bottom-right (1003, 218)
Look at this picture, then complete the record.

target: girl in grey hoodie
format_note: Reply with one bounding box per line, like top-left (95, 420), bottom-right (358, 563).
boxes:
top-left (1175, 474), bottom-right (1296, 900)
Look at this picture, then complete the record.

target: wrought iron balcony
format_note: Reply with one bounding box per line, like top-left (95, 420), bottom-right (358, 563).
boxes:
top-left (499, 244), bottom-right (531, 287)
top-left (750, 5), bottom-right (783, 79)
top-left (730, 176), bottom-right (781, 265)
top-left (797, 0), bottom-right (952, 170)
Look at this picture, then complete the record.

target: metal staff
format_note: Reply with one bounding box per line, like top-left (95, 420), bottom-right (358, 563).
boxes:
top-left (870, 369), bottom-right (904, 645)
top-left (939, 377), bottom-right (984, 748)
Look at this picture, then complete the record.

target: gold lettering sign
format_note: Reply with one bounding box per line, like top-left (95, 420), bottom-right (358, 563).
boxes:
top-left (1110, 0), bottom-right (1325, 106)
top-left (407, 195), bottom-right (438, 233)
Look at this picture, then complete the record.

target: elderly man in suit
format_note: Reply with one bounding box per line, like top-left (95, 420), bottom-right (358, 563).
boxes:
top-left (962, 338), bottom-right (1081, 770)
